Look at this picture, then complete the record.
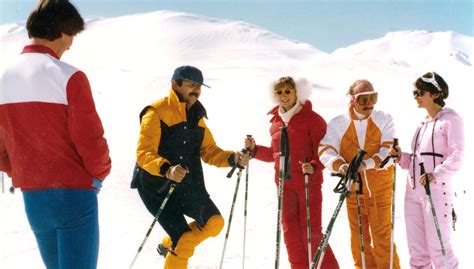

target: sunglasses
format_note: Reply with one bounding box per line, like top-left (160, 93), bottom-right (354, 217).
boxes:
top-left (420, 72), bottom-right (442, 92)
top-left (274, 89), bottom-right (294, 96)
top-left (413, 88), bottom-right (425, 97)
top-left (351, 92), bottom-right (378, 106)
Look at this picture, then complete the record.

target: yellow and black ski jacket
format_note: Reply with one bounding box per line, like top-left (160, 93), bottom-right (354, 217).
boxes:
top-left (131, 89), bottom-right (234, 198)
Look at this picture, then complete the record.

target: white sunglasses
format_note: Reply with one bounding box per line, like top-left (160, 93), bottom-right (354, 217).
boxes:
top-left (420, 72), bottom-right (442, 92)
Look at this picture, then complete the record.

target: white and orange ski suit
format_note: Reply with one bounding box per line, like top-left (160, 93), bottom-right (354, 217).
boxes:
top-left (319, 108), bottom-right (401, 269)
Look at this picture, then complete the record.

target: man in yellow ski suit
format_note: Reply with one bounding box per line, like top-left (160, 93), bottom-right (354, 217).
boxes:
top-left (318, 79), bottom-right (400, 269)
top-left (131, 66), bottom-right (249, 268)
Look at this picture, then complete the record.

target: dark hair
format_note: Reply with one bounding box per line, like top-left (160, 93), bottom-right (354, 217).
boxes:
top-left (415, 72), bottom-right (449, 107)
top-left (26, 0), bottom-right (84, 41)
top-left (175, 80), bottom-right (183, 86)
top-left (274, 76), bottom-right (296, 91)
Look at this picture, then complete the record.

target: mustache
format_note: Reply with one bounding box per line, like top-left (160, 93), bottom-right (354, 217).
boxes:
top-left (363, 106), bottom-right (374, 111)
top-left (189, 92), bottom-right (199, 97)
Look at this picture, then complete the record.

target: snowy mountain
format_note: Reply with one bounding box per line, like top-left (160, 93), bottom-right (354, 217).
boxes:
top-left (332, 30), bottom-right (472, 67)
top-left (1, 10), bottom-right (473, 268)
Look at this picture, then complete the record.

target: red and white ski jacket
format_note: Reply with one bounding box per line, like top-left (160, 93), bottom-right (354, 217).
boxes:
top-left (0, 45), bottom-right (111, 190)
top-left (253, 100), bottom-right (327, 188)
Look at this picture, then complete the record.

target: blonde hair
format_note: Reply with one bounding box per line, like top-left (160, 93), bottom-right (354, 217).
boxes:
top-left (270, 76), bottom-right (312, 103)
top-left (274, 76), bottom-right (296, 92)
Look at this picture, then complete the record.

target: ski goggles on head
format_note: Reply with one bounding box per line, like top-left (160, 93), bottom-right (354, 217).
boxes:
top-left (420, 72), bottom-right (442, 92)
top-left (351, 91), bottom-right (378, 105)
top-left (274, 88), bottom-right (295, 96)
top-left (413, 88), bottom-right (426, 97)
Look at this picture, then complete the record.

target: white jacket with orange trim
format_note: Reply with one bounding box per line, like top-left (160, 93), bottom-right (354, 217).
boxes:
top-left (319, 108), bottom-right (396, 196)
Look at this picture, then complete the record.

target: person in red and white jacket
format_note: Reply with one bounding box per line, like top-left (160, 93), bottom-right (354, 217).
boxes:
top-left (245, 76), bottom-right (339, 269)
top-left (0, 1), bottom-right (111, 268)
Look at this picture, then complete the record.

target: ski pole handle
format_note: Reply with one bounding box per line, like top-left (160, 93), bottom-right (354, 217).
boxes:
top-left (246, 134), bottom-right (252, 149)
top-left (245, 134), bottom-right (253, 157)
top-left (303, 157), bottom-right (310, 176)
top-left (380, 138), bottom-right (399, 168)
top-left (393, 138), bottom-right (399, 153)
top-left (419, 162), bottom-right (430, 195)
top-left (226, 149), bottom-right (248, 178)
top-left (226, 163), bottom-right (245, 178)
top-left (226, 166), bottom-right (238, 178)
top-left (330, 172), bottom-right (344, 178)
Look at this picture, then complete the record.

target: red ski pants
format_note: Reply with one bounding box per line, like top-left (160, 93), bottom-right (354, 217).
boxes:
top-left (281, 182), bottom-right (339, 269)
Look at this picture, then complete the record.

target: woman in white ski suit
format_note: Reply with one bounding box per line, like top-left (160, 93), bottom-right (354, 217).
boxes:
top-left (393, 72), bottom-right (463, 269)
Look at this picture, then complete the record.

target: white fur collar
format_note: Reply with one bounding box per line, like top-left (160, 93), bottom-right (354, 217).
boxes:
top-left (270, 77), bottom-right (312, 103)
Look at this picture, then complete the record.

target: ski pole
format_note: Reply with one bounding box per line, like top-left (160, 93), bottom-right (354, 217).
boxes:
top-left (312, 173), bottom-right (349, 269)
top-left (355, 173), bottom-right (366, 269)
top-left (390, 164), bottom-right (397, 267)
top-left (275, 126), bottom-right (289, 269)
top-left (312, 149), bottom-right (367, 269)
top-left (390, 139), bottom-right (398, 269)
top-left (221, 147), bottom-right (249, 268)
top-left (303, 157), bottom-right (312, 269)
top-left (275, 148), bottom-right (285, 269)
top-left (419, 162), bottom-right (449, 269)
top-left (242, 163), bottom-right (249, 269)
top-left (379, 138), bottom-right (399, 269)
top-left (129, 184), bottom-right (176, 269)
top-left (242, 135), bottom-right (252, 269)
top-left (219, 167), bottom-right (243, 269)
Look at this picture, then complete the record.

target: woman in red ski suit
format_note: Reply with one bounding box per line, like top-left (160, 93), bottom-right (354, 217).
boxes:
top-left (245, 77), bottom-right (339, 269)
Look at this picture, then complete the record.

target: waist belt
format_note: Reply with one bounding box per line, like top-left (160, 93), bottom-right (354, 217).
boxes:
top-left (420, 152), bottom-right (443, 158)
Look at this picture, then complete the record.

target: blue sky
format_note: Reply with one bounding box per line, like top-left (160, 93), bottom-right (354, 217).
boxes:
top-left (1, 0), bottom-right (472, 52)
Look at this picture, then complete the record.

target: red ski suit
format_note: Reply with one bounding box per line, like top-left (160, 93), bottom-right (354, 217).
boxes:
top-left (254, 100), bottom-right (339, 269)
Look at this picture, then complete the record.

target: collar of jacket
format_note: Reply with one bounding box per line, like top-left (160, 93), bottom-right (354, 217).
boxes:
top-left (22, 45), bottom-right (60, 59)
top-left (349, 105), bottom-right (371, 121)
top-left (167, 88), bottom-right (208, 119)
top-left (422, 107), bottom-right (454, 123)
top-left (267, 100), bottom-right (312, 122)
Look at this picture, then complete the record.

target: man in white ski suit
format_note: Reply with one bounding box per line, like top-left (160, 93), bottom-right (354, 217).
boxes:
top-left (318, 79), bottom-right (400, 269)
